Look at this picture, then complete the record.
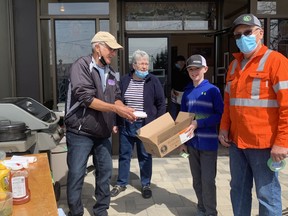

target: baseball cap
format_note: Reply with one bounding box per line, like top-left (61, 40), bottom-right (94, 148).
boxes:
top-left (186, 55), bottom-right (207, 68)
top-left (231, 14), bottom-right (262, 31)
top-left (91, 31), bottom-right (123, 49)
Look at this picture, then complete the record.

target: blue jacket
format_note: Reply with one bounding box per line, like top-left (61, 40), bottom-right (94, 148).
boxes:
top-left (119, 72), bottom-right (166, 125)
top-left (181, 79), bottom-right (224, 151)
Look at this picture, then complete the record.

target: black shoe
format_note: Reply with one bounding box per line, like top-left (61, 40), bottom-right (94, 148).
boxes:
top-left (110, 185), bottom-right (126, 197)
top-left (141, 185), bottom-right (152, 199)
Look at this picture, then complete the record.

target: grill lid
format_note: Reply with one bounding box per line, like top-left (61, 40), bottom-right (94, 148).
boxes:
top-left (0, 120), bottom-right (30, 141)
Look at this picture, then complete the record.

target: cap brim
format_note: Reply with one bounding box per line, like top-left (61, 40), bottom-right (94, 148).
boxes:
top-left (231, 23), bottom-right (261, 32)
top-left (186, 64), bottom-right (205, 68)
top-left (106, 41), bottom-right (123, 49)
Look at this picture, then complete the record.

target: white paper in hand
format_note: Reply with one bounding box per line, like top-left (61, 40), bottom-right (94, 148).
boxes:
top-left (133, 111), bottom-right (147, 118)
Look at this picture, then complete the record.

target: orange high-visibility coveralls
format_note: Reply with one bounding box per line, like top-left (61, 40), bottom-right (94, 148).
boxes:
top-left (220, 45), bottom-right (288, 149)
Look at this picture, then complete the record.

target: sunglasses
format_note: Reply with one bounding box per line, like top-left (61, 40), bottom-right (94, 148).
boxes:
top-left (233, 28), bottom-right (260, 40)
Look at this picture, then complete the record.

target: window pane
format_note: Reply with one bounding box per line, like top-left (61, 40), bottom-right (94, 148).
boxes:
top-left (0, 0), bottom-right (13, 97)
top-left (42, 2), bottom-right (109, 15)
top-left (257, 1), bottom-right (276, 15)
top-left (55, 20), bottom-right (95, 102)
top-left (185, 21), bottom-right (209, 30)
top-left (125, 2), bottom-right (216, 31)
top-left (40, 20), bottom-right (53, 107)
top-left (100, 19), bottom-right (110, 31)
top-left (270, 19), bottom-right (288, 57)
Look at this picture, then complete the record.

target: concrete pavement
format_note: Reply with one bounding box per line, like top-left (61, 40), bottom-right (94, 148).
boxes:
top-left (57, 146), bottom-right (288, 216)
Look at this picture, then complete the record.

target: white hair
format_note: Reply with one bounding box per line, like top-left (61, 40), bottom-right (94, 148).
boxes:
top-left (131, 49), bottom-right (149, 64)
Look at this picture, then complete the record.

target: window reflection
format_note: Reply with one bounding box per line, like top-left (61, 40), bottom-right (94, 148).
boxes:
top-left (128, 38), bottom-right (168, 93)
top-left (55, 20), bottom-right (95, 102)
top-left (257, 1), bottom-right (276, 15)
top-left (270, 19), bottom-right (288, 57)
top-left (100, 19), bottom-right (110, 32)
top-left (125, 2), bottom-right (216, 31)
top-left (41, 20), bottom-right (53, 107)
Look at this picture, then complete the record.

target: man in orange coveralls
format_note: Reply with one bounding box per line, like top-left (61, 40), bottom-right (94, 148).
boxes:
top-left (218, 13), bottom-right (288, 216)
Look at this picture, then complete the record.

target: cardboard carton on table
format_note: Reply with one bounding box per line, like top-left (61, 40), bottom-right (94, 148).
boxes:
top-left (137, 112), bottom-right (195, 157)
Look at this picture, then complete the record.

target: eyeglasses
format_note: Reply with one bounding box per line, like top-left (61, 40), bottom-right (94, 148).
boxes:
top-left (233, 28), bottom-right (260, 40)
top-left (134, 62), bottom-right (149, 67)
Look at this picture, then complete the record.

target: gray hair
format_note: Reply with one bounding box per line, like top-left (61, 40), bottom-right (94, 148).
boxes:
top-left (131, 49), bottom-right (149, 65)
top-left (91, 42), bottom-right (104, 53)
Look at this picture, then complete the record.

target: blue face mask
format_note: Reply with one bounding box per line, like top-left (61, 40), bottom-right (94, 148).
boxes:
top-left (236, 35), bottom-right (258, 54)
top-left (135, 70), bottom-right (149, 79)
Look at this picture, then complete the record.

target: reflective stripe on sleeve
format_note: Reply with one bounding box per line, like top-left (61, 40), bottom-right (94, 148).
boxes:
top-left (273, 81), bottom-right (288, 93)
top-left (230, 60), bottom-right (237, 75)
top-left (225, 82), bottom-right (231, 94)
top-left (230, 98), bottom-right (279, 107)
top-left (225, 60), bottom-right (237, 95)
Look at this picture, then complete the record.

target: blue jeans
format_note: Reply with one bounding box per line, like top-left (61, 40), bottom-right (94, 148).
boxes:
top-left (66, 131), bottom-right (112, 216)
top-left (229, 143), bottom-right (281, 216)
top-left (116, 120), bottom-right (152, 187)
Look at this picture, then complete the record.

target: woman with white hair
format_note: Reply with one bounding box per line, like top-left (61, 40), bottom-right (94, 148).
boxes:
top-left (111, 50), bottom-right (166, 199)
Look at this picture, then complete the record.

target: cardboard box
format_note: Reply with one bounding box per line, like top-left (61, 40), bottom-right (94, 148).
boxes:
top-left (137, 112), bottom-right (195, 157)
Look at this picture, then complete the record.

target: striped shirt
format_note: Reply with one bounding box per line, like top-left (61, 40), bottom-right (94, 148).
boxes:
top-left (124, 79), bottom-right (145, 111)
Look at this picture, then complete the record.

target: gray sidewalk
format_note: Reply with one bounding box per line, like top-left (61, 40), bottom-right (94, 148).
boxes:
top-left (57, 147), bottom-right (288, 216)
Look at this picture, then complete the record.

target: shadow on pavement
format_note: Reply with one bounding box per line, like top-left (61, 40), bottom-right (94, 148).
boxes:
top-left (110, 170), bottom-right (198, 215)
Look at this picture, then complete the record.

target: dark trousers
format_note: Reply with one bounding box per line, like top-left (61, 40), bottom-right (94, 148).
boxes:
top-left (187, 146), bottom-right (218, 216)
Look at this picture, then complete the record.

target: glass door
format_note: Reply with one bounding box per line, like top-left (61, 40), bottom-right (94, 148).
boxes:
top-left (55, 20), bottom-right (96, 103)
top-left (40, 1), bottom-right (110, 109)
top-left (269, 19), bottom-right (288, 57)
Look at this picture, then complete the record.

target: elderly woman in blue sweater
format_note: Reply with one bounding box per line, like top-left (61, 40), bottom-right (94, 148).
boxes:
top-left (179, 54), bottom-right (224, 216)
top-left (110, 49), bottom-right (166, 199)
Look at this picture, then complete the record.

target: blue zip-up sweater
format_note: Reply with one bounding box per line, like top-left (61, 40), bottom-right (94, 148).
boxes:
top-left (181, 79), bottom-right (224, 151)
top-left (119, 72), bottom-right (166, 125)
